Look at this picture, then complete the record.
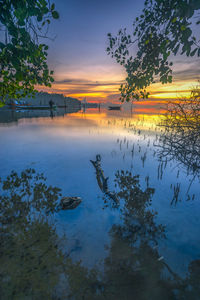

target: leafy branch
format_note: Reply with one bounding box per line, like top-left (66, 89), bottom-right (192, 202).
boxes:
top-left (0, 0), bottom-right (59, 104)
top-left (107, 0), bottom-right (200, 102)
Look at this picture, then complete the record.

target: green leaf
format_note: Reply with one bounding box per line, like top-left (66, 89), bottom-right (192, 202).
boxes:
top-left (173, 44), bottom-right (180, 55)
top-left (181, 25), bottom-right (186, 31)
top-left (37, 14), bottom-right (42, 22)
top-left (18, 19), bottom-right (25, 26)
top-left (52, 11), bottom-right (59, 19)
top-left (190, 48), bottom-right (197, 56)
top-left (168, 75), bottom-right (172, 83)
top-left (16, 72), bottom-right (24, 81)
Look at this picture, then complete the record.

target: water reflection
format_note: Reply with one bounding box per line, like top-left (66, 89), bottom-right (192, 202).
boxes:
top-left (67, 167), bottom-right (200, 299)
top-left (0, 169), bottom-right (66, 299)
top-left (0, 106), bottom-right (81, 125)
top-left (90, 154), bottom-right (119, 207)
top-left (0, 108), bottom-right (200, 298)
top-left (1, 168), bottom-right (200, 299)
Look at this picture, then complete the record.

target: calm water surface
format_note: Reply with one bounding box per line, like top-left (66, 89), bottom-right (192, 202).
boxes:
top-left (0, 108), bottom-right (200, 299)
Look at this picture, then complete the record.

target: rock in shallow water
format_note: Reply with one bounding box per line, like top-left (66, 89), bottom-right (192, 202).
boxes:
top-left (60, 197), bottom-right (82, 210)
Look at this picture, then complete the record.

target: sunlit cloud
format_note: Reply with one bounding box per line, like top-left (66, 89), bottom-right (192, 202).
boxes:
top-left (36, 77), bottom-right (123, 102)
top-left (149, 79), bottom-right (199, 99)
top-left (36, 59), bottom-right (200, 104)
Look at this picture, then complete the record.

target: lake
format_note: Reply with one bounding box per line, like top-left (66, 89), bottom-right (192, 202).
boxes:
top-left (0, 107), bottom-right (200, 299)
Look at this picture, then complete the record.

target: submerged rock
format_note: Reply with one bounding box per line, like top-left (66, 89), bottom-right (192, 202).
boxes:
top-left (60, 197), bottom-right (82, 210)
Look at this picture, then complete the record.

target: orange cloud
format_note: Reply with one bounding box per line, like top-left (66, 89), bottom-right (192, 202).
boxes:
top-left (36, 75), bottom-right (199, 104)
top-left (149, 80), bottom-right (198, 99)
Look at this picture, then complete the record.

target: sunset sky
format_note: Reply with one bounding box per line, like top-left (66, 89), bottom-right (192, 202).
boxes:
top-left (38, 0), bottom-right (200, 103)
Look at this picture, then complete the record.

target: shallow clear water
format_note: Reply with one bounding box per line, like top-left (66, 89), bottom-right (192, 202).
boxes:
top-left (0, 108), bottom-right (200, 299)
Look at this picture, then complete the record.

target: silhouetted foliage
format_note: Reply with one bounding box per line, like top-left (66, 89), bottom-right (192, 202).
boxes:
top-left (0, 0), bottom-right (59, 104)
top-left (1, 168), bottom-right (200, 299)
top-left (67, 168), bottom-right (200, 299)
top-left (113, 170), bottom-right (165, 243)
top-left (107, 0), bottom-right (200, 101)
top-left (0, 169), bottom-right (66, 299)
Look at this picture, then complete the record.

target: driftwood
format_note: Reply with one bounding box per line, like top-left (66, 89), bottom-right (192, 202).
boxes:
top-left (90, 155), bottom-right (118, 204)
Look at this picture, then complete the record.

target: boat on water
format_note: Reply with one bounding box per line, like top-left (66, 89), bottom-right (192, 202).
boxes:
top-left (108, 106), bottom-right (121, 110)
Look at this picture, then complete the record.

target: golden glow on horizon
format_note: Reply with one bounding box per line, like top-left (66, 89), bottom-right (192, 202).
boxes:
top-left (149, 80), bottom-right (198, 99)
top-left (37, 78), bottom-right (199, 103)
top-left (68, 92), bottom-right (106, 98)
top-left (64, 111), bottom-right (162, 131)
top-left (133, 107), bottom-right (166, 114)
top-left (70, 109), bottom-right (162, 126)
top-left (152, 92), bottom-right (191, 99)
top-left (70, 112), bottom-right (107, 119)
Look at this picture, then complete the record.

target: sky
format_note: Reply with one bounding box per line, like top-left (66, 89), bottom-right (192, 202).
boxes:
top-left (37, 0), bottom-right (200, 103)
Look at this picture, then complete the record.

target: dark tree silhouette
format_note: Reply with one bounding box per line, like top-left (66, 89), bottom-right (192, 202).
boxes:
top-left (0, 0), bottom-right (59, 104)
top-left (107, 0), bottom-right (200, 101)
